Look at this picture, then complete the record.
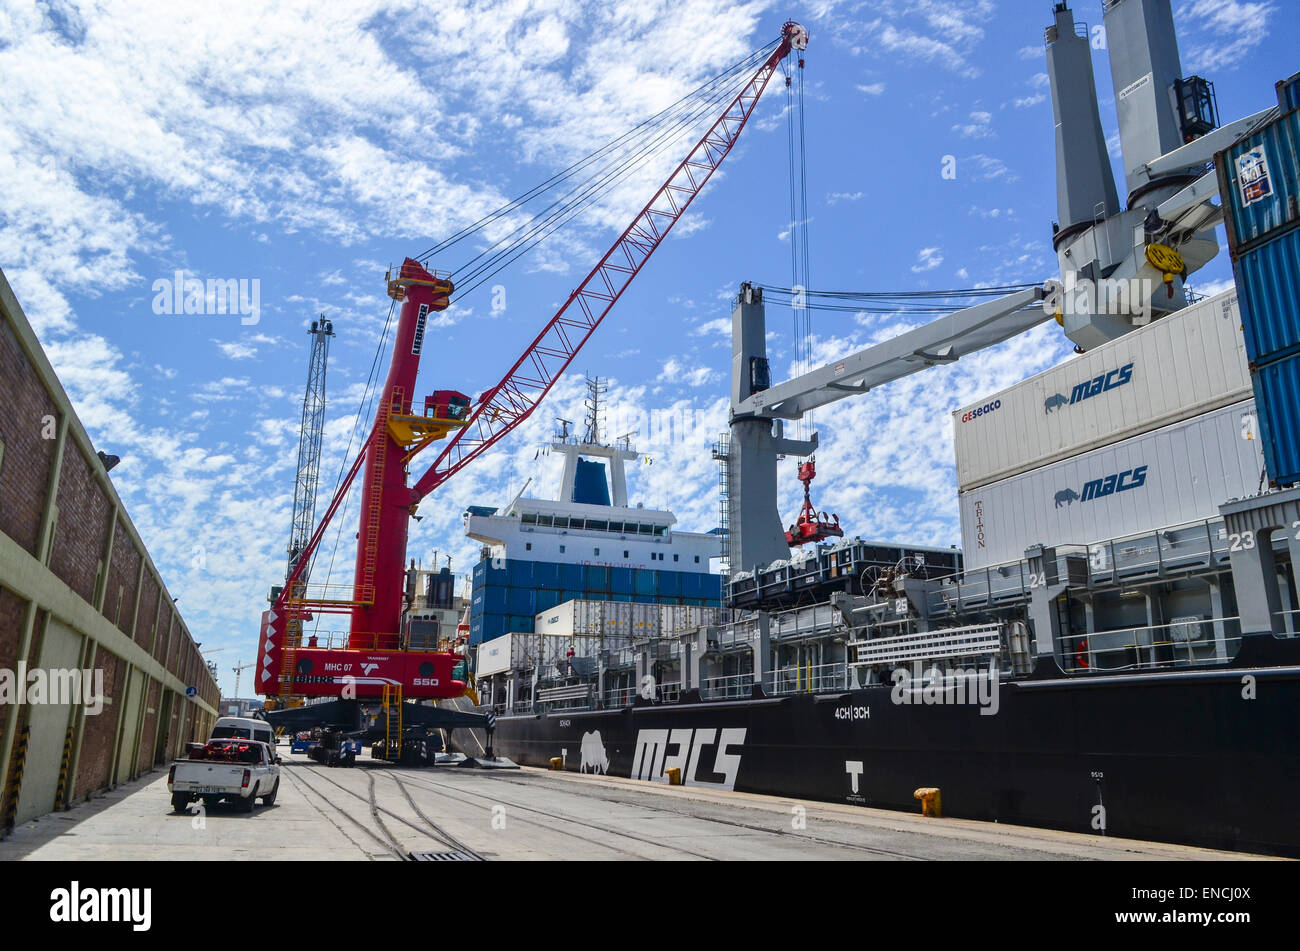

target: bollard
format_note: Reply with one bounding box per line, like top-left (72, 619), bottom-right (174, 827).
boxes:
top-left (913, 787), bottom-right (942, 817)
top-left (664, 767), bottom-right (682, 786)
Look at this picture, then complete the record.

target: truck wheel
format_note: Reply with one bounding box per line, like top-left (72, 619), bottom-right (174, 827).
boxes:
top-left (261, 778), bottom-right (279, 806)
top-left (237, 792), bottom-right (256, 813)
top-left (171, 794), bottom-right (190, 813)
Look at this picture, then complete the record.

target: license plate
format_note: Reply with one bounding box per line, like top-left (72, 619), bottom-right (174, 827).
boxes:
top-left (196, 786), bottom-right (224, 794)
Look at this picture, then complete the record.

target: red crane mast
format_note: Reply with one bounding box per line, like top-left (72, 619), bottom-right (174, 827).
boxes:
top-left (256, 21), bottom-right (810, 703)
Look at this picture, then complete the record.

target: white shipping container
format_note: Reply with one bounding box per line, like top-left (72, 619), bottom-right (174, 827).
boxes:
top-left (533, 599), bottom-right (661, 640)
top-left (959, 400), bottom-right (1265, 570)
top-left (660, 604), bottom-right (728, 635)
top-left (535, 600), bottom-right (605, 638)
top-left (477, 630), bottom-right (604, 677)
top-left (476, 633), bottom-right (515, 677)
top-left (953, 291), bottom-right (1249, 491)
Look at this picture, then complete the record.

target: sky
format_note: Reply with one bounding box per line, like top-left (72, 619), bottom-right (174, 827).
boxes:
top-left (0, 0), bottom-right (1290, 696)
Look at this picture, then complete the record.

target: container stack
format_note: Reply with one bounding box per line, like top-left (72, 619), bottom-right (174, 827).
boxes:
top-left (469, 555), bottom-right (724, 644)
top-left (953, 291), bottom-right (1262, 569)
top-left (1217, 99), bottom-right (1300, 487)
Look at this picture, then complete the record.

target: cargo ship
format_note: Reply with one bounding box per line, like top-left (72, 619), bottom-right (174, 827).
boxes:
top-left (465, 1), bottom-right (1300, 857)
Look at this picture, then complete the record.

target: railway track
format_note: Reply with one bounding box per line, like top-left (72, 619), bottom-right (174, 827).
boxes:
top-left (282, 763), bottom-right (484, 861)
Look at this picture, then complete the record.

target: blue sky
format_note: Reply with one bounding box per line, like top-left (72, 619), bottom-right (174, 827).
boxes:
top-left (0, 0), bottom-right (1289, 695)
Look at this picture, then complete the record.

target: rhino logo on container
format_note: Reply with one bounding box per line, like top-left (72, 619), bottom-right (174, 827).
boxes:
top-left (1044, 393), bottom-right (1069, 414)
top-left (579, 730), bottom-right (609, 774)
top-left (1054, 488), bottom-right (1080, 508)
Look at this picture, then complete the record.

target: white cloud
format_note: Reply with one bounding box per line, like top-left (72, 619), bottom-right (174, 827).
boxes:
top-left (952, 110), bottom-right (994, 139)
top-left (1179, 0), bottom-right (1277, 71)
top-left (911, 247), bottom-right (944, 273)
top-left (215, 339), bottom-right (258, 360)
top-left (827, 191), bottom-right (865, 204)
top-left (856, 82), bottom-right (886, 96)
top-left (661, 357), bottom-right (718, 387)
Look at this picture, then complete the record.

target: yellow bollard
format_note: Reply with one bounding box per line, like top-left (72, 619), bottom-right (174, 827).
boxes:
top-left (664, 767), bottom-right (682, 786)
top-left (550, 757), bottom-right (563, 770)
top-left (913, 787), bottom-right (942, 817)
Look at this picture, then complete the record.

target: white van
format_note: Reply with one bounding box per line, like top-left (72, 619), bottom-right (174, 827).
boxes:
top-left (209, 716), bottom-right (275, 747)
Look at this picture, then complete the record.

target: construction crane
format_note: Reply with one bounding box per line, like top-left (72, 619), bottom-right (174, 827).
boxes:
top-left (255, 23), bottom-right (810, 749)
top-left (286, 317), bottom-right (334, 582)
top-left (231, 661), bottom-right (255, 698)
top-left (274, 316), bottom-right (335, 675)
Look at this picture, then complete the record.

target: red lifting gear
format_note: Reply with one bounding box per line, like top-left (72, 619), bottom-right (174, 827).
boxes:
top-left (785, 459), bottom-right (843, 546)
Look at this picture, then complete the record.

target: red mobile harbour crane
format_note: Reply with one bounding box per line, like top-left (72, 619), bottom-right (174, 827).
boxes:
top-left (257, 22), bottom-right (810, 762)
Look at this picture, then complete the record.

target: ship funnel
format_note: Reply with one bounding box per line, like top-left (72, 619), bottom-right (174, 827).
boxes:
top-left (1102, 0), bottom-right (1186, 197)
top-left (1046, 3), bottom-right (1119, 232)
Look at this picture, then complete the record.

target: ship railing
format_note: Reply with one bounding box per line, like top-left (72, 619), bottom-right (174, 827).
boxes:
top-left (929, 518), bottom-right (1239, 614)
top-left (699, 672), bottom-right (755, 700)
top-left (1058, 616), bottom-right (1244, 674)
top-left (603, 686), bottom-right (637, 708)
top-left (766, 663), bottom-right (846, 695)
top-left (1274, 608), bottom-right (1300, 637)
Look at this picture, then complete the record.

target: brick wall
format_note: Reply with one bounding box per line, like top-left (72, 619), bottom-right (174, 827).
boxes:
top-left (73, 649), bottom-right (125, 798)
top-left (135, 679), bottom-right (160, 775)
top-left (0, 318), bottom-right (58, 557)
top-left (104, 520), bottom-right (140, 636)
top-left (134, 571), bottom-right (159, 651)
top-left (48, 444), bottom-right (112, 604)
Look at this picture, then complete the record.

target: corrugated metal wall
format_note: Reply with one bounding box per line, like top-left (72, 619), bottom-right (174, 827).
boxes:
top-left (959, 400), bottom-right (1266, 569)
top-left (953, 291), bottom-right (1249, 491)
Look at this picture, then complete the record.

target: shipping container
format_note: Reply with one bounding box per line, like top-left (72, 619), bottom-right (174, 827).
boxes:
top-left (958, 400), bottom-right (1266, 570)
top-left (1279, 72), bottom-right (1300, 114)
top-left (476, 633), bottom-right (515, 677)
top-left (1217, 108), bottom-right (1300, 256)
top-left (1251, 354), bottom-right (1300, 486)
top-left (660, 604), bottom-right (728, 635)
top-left (536, 600), bottom-right (606, 638)
top-left (1232, 226), bottom-right (1300, 363)
top-left (953, 291), bottom-right (1249, 491)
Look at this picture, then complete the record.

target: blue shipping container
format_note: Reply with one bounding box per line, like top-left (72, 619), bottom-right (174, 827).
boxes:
top-left (634, 569), bottom-right (657, 596)
top-left (1279, 72), bottom-right (1300, 114)
top-left (535, 589), bottom-right (564, 613)
top-left (508, 559), bottom-right (534, 587)
top-left (658, 571), bottom-right (682, 597)
top-left (507, 615), bottom-right (535, 634)
top-left (507, 587), bottom-right (536, 617)
top-left (1233, 227), bottom-right (1300, 363)
top-left (532, 561), bottom-right (561, 587)
top-left (611, 568), bottom-right (635, 595)
top-left (1218, 108), bottom-right (1300, 255)
top-left (559, 564), bottom-right (585, 590)
top-left (482, 587), bottom-right (508, 615)
top-left (1252, 353), bottom-right (1300, 486)
top-left (585, 566), bottom-right (610, 591)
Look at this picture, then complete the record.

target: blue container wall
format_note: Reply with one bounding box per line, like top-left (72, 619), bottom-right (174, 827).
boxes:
top-left (611, 568), bottom-right (635, 595)
top-left (1220, 109), bottom-right (1300, 255)
top-left (1279, 74), bottom-right (1300, 114)
top-left (1252, 354), bottom-right (1300, 486)
top-left (1234, 227), bottom-right (1300, 363)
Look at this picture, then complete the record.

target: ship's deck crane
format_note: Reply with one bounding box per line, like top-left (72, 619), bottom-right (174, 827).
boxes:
top-left (256, 22), bottom-right (811, 712)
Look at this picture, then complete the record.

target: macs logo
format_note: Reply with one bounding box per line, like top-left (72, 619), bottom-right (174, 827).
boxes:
top-left (1044, 362), bottom-right (1134, 413)
top-left (1056, 465), bottom-right (1149, 507)
top-left (630, 728), bottom-right (745, 790)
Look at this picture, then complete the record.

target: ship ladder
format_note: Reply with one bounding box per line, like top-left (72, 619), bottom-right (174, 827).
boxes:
top-left (382, 684), bottom-right (403, 761)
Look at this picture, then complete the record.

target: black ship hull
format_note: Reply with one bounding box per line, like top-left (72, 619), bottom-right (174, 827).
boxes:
top-left (485, 636), bottom-right (1300, 857)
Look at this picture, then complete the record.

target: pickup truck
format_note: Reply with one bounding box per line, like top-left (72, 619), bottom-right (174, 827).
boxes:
top-left (168, 739), bottom-right (281, 813)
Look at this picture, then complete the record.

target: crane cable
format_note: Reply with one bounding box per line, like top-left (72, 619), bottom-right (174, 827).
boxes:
top-left (411, 40), bottom-right (779, 266)
top-left (415, 42), bottom-right (782, 304)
